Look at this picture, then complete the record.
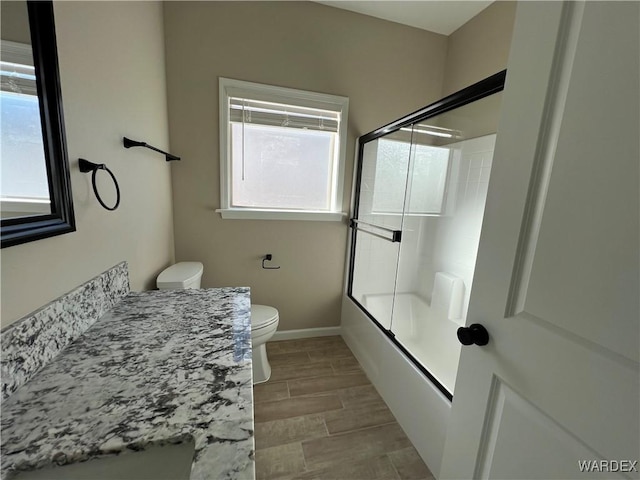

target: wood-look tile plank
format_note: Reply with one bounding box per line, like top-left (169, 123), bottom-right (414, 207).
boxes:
top-left (254, 336), bottom-right (426, 480)
top-left (268, 351), bottom-right (312, 367)
top-left (254, 381), bottom-right (289, 404)
top-left (323, 401), bottom-right (396, 435)
top-left (306, 344), bottom-right (355, 362)
top-left (267, 336), bottom-right (344, 355)
top-left (302, 423), bottom-right (412, 470)
top-left (255, 442), bottom-right (306, 480)
top-left (337, 384), bottom-right (387, 409)
top-left (255, 414), bottom-right (328, 450)
top-left (388, 447), bottom-right (434, 480)
top-left (269, 362), bottom-right (333, 382)
top-left (330, 357), bottom-right (363, 374)
top-left (289, 373), bottom-right (370, 397)
top-left (254, 393), bottom-right (343, 423)
top-left (291, 454), bottom-right (400, 480)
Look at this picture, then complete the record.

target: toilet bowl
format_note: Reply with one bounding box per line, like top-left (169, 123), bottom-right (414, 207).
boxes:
top-left (250, 305), bottom-right (279, 384)
top-left (156, 262), bottom-right (279, 384)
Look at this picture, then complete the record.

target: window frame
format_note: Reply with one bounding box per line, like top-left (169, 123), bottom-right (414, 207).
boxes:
top-left (218, 77), bottom-right (349, 221)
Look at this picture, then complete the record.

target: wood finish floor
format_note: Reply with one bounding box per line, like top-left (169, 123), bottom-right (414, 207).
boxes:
top-left (253, 336), bottom-right (433, 480)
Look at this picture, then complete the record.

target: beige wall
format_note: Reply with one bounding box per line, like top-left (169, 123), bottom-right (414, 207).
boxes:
top-left (1, 1), bottom-right (515, 330)
top-left (1, 1), bottom-right (31, 44)
top-left (164, 1), bottom-right (448, 331)
top-left (442, 1), bottom-right (517, 96)
top-left (1, 2), bottom-right (174, 327)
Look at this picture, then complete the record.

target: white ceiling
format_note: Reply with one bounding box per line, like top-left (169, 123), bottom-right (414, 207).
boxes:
top-left (315, 1), bottom-right (493, 35)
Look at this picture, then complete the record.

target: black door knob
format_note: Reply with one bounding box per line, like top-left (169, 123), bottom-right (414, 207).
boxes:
top-left (457, 324), bottom-right (489, 346)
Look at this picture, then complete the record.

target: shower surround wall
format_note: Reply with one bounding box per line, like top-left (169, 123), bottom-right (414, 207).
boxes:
top-left (403, 135), bottom-right (496, 319)
top-left (429, 135), bottom-right (496, 321)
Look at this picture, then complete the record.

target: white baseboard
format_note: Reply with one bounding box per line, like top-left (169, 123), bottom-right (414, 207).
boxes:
top-left (272, 326), bottom-right (342, 341)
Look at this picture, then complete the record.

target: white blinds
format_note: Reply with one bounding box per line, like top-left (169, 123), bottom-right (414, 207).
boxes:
top-left (229, 97), bottom-right (340, 133)
top-left (1, 40), bottom-right (37, 96)
top-left (0, 61), bottom-right (37, 96)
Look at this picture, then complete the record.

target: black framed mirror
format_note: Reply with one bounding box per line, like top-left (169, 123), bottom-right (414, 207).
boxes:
top-left (1, 0), bottom-right (75, 248)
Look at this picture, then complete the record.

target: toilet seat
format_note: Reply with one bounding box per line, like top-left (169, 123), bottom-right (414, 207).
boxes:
top-left (251, 305), bottom-right (279, 331)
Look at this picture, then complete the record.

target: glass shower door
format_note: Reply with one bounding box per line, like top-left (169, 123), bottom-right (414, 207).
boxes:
top-left (348, 71), bottom-right (506, 400)
top-left (349, 130), bottom-right (412, 329)
top-left (390, 92), bottom-right (503, 395)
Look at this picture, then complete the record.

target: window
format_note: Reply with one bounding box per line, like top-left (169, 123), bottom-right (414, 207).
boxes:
top-left (218, 78), bottom-right (349, 220)
top-left (371, 138), bottom-right (451, 215)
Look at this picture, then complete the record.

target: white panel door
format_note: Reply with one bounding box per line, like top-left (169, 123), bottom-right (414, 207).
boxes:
top-left (440, 2), bottom-right (639, 479)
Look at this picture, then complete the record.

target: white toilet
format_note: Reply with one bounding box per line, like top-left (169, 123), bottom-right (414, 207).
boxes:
top-left (249, 305), bottom-right (279, 384)
top-left (156, 262), bottom-right (279, 384)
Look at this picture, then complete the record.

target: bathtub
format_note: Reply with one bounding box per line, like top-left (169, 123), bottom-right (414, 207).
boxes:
top-left (341, 293), bottom-right (454, 478)
top-left (361, 292), bottom-right (462, 394)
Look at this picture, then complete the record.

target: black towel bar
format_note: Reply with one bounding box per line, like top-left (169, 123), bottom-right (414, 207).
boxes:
top-left (123, 137), bottom-right (180, 162)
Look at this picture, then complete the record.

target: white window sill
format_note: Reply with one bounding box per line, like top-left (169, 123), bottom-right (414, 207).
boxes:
top-left (216, 208), bottom-right (347, 221)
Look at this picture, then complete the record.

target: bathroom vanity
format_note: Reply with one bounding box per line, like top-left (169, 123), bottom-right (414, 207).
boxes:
top-left (0, 263), bottom-right (254, 480)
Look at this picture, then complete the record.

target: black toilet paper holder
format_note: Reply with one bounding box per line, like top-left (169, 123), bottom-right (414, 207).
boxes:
top-left (262, 254), bottom-right (280, 270)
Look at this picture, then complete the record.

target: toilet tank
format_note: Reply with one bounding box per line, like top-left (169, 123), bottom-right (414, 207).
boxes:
top-left (157, 262), bottom-right (204, 290)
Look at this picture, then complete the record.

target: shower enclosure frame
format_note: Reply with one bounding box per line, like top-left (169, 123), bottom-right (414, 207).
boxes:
top-left (347, 70), bottom-right (506, 401)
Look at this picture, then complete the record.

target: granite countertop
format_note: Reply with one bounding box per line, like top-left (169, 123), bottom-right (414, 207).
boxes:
top-left (0, 287), bottom-right (254, 480)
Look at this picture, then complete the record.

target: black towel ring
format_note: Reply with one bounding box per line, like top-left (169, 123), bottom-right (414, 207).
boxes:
top-left (79, 158), bottom-right (121, 211)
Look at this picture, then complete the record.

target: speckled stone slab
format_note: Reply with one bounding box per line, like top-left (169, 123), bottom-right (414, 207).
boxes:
top-left (1, 262), bottom-right (130, 400)
top-left (1, 287), bottom-right (254, 480)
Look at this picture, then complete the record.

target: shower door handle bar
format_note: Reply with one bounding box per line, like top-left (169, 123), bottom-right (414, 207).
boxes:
top-left (354, 228), bottom-right (398, 243)
top-left (349, 219), bottom-right (402, 243)
top-left (350, 218), bottom-right (398, 234)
